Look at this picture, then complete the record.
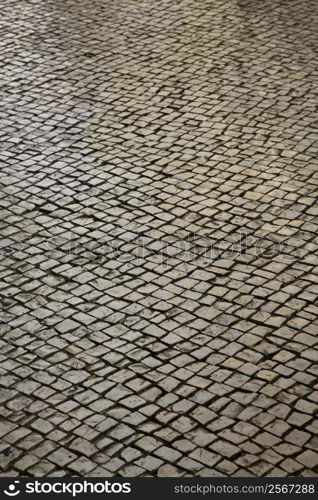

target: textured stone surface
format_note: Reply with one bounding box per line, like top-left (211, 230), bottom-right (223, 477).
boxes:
top-left (0, 0), bottom-right (318, 477)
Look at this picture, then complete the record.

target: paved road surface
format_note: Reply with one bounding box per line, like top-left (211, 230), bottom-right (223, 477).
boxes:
top-left (0, 0), bottom-right (318, 476)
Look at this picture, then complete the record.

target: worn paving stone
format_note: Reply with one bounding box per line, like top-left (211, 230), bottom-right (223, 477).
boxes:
top-left (0, 0), bottom-right (318, 478)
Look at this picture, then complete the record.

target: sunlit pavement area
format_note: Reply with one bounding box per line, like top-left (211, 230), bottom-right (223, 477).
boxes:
top-left (0, 0), bottom-right (318, 477)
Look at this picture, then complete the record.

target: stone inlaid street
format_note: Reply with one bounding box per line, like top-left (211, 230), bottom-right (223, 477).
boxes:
top-left (0, 0), bottom-right (318, 477)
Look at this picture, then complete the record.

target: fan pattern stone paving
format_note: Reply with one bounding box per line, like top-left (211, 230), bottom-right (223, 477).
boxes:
top-left (0, 0), bottom-right (318, 477)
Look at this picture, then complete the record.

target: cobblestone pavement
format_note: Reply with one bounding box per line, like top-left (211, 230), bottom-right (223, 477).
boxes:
top-left (0, 0), bottom-right (318, 478)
